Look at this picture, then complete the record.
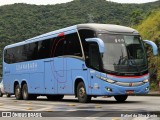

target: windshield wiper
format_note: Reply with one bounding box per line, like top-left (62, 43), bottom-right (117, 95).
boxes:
top-left (129, 57), bottom-right (142, 75)
top-left (118, 56), bottom-right (128, 65)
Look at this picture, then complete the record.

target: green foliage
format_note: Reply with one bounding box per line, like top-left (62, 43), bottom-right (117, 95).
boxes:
top-left (134, 9), bottom-right (160, 90)
top-left (0, 0), bottom-right (160, 77)
top-left (135, 10), bottom-right (160, 41)
top-left (150, 81), bottom-right (159, 91)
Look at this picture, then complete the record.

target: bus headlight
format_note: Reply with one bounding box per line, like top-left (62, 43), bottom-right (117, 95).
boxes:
top-left (96, 75), bottom-right (116, 83)
top-left (100, 77), bottom-right (116, 83)
top-left (143, 79), bottom-right (149, 83)
top-left (106, 79), bottom-right (116, 83)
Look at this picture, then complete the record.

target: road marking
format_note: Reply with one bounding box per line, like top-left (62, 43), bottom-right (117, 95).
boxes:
top-left (27, 102), bottom-right (32, 104)
top-left (112, 118), bottom-right (120, 120)
top-left (68, 104), bottom-right (76, 106)
top-left (95, 106), bottom-right (102, 108)
top-left (26, 108), bottom-right (33, 110)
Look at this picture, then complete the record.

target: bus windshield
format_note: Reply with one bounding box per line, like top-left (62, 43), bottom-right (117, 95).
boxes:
top-left (98, 33), bottom-right (147, 74)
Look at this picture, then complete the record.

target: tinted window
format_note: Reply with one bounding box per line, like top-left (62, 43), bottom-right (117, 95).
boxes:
top-left (54, 33), bottom-right (82, 57)
top-left (38, 40), bottom-right (51, 59)
top-left (4, 32), bottom-right (82, 64)
top-left (78, 29), bottom-right (96, 58)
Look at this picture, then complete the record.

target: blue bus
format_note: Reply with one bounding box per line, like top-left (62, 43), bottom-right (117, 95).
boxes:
top-left (3, 23), bottom-right (158, 103)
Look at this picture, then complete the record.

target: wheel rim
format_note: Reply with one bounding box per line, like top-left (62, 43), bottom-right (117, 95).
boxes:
top-left (79, 87), bottom-right (85, 98)
top-left (15, 87), bottom-right (20, 97)
top-left (23, 88), bottom-right (27, 99)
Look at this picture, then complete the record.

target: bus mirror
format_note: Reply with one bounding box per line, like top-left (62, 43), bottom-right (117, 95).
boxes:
top-left (143, 40), bottom-right (158, 56)
top-left (85, 38), bottom-right (105, 53)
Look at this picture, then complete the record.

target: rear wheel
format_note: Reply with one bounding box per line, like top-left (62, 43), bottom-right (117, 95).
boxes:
top-left (22, 84), bottom-right (36, 100)
top-left (0, 89), bottom-right (3, 97)
top-left (114, 95), bottom-right (128, 102)
top-left (47, 95), bottom-right (64, 101)
top-left (77, 82), bottom-right (91, 103)
top-left (15, 84), bottom-right (22, 100)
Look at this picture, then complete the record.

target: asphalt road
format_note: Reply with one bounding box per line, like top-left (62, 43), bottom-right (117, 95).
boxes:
top-left (0, 95), bottom-right (160, 120)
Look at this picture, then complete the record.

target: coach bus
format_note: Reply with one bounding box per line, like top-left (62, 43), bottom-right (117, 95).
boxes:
top-left (3, 23), bottom-right (158, 103)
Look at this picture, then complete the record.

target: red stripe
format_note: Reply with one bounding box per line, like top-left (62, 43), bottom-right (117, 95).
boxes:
top-left (58, 32), bottom-right (65, 37)
top-left (107, 73), bottom-right (149, 79)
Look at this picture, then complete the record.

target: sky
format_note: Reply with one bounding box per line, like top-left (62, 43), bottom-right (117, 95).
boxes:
top-left (0, 0), bottom-right (158, 6)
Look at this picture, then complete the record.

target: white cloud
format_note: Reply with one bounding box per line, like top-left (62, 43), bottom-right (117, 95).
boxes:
top-left (0, 0), bottom-right (73, 6)
top-left (106, 0), bottom-right (158, 3)
top-left (0, 0), bottom-right (158, 6)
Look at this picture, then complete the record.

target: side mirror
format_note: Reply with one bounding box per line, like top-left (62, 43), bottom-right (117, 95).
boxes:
top-left (143, 40), bottom-right (158, 56)
top-left (85, 38), bottom-right (105, 53)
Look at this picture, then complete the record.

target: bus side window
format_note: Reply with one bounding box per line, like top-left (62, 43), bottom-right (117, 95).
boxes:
top-left (4, 49), bottom-right (10, 63)
top-left (53, 33), bottom-right (82, 57)
top-left (65, 33), bottom-right (82, 57)
top-left (78, 29), bottom-right (96, 65)
top-left (53, 36), bottom-right (65, 57)
top-left (38, 40), bottom-right (51, 59)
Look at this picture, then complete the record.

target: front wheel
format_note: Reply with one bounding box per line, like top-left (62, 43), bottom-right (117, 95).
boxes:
top-left (77, 82), bottom-right (91, 103)
top-left (114, 95), bottom-right (128, 102)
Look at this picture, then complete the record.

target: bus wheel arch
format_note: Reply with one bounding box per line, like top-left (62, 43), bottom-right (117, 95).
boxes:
top-left (74, 78), bottom-right (84, 97)
top-left (21, 81), bottom-right (27, 89)
top-left (74, 78), bottom-right (91, 103)
top-left (14, 81), bottom-right (22, 100)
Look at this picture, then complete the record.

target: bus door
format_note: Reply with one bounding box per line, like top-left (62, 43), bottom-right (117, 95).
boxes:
top-left (44, 57), bottom-right (67, 94)
top-left (53, 57), bottom-right (67, 94)
top-left (88, 43), bottom-right (101, 95)
top-left (44, 58), bottom-right (57, 94)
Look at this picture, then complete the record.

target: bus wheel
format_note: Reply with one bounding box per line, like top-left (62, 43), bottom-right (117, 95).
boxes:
top-left (47, 95), bottom-right (64, 101)
top-left (15, 84), bottom-right (22, 100)
top-left (77, 82), bottom-right (91, 103)
top-left (22, 83), bottom-right (31, 100)
top-left (6, 93), bottom-right (11, 97)
top-left (114, 95), bottom-right (128, 102)
top-left (0, 89), bottom-right (3, 97)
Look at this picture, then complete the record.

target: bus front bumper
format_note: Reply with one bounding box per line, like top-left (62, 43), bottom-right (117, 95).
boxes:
top-left (101, 82), bottom-right (149, 96)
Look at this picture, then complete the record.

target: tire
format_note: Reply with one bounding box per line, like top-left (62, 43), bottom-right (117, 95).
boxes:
top-left (114, 95), bottom-right (128, 102)
top-left (15, 84), bottom-right (22, 100)
top-left (22, 84), bottom-right (31, 100)
top-left (77, 82), bottom-right (91, 103)
top-left (0, 89), bottom-right (3, 97)
top-left (6, 93), bottom-right (11, 97)
top-left (47, 95), bottom-right (64, 101)
top-left (22, 83), bottom-right (36, 100)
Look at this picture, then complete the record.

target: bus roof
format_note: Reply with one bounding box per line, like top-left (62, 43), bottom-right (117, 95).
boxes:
top-left (4, 23), bottom-right (139, 49)
top-left (77, 23), bottom-right (139, 34)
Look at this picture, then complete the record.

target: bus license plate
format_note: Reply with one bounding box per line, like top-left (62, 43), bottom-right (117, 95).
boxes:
top-left (126, 90), bottom-right (134, 94)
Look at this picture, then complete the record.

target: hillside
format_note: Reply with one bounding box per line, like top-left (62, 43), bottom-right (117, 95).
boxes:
top-left (136, 10), bottom-right (160, 41)
top-left (0, 0), bottom-right (160, 76)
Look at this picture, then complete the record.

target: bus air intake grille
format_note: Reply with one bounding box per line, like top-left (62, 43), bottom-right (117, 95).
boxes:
top-left (115, 82), bottom-right (144, 87)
